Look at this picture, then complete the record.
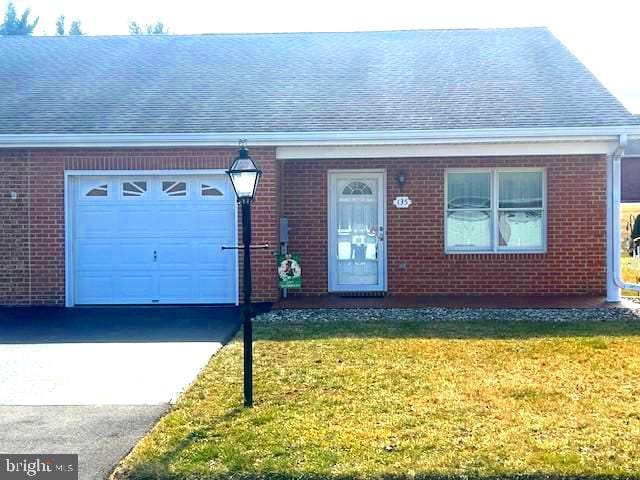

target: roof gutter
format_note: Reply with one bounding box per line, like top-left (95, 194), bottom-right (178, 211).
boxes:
top-left (1, 126), bottom-right (640, 148)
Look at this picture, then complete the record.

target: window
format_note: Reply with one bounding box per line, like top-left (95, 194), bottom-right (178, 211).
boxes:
top-left (122, 181), bottom-right (147, 197)
top-left (85, 184), bottom-right (108, 197)
top-left (445, 169), bottom-right (545, 252)
top-left (161, 181), bottom-right (187, 197)
top-left (201, 184), bottom-right (223, 197)
top-left (342, 181), bottom-right (373, 195)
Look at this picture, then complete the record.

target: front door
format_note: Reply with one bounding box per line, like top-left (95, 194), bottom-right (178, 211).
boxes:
top-left (328, 171), bottom-right (386, 292)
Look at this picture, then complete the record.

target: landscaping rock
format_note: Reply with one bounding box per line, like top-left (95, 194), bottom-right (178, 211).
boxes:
top-left (256, 306), bottom-right (640, 323)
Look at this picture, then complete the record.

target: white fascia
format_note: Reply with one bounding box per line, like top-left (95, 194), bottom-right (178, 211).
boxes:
top-left (1, 125), bottom-right (640, 148)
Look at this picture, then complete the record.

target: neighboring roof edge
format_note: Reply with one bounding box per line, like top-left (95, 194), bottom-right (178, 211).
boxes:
top-left (1, 126), bottom-right (639, 149)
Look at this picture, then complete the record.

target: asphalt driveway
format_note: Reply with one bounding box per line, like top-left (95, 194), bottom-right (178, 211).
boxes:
top-left (0, 306), bottom-right (241, 480)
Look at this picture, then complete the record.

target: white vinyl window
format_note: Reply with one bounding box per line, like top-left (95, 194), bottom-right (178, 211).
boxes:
top-left (445, 169), bottom-right (546, 253)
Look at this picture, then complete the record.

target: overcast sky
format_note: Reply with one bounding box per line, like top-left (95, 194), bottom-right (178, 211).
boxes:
top-left (12, 0), bottom-right (640, 114)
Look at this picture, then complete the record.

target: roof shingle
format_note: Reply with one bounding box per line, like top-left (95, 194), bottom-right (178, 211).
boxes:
top-left (0, 27), bottom-right (635, 135)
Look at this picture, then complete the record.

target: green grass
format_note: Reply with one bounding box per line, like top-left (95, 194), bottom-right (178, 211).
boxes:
top-left (622, 254), bottom-right (640, 297)
top-left (114, 319), bottom-right (640, 480)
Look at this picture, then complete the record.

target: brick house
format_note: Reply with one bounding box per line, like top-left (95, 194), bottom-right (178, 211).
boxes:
top-left (1, 27), bottom-right (639, 307)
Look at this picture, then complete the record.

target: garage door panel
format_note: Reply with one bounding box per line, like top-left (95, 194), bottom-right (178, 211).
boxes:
top-left (117, 208), bottom-right (161, 236)
top-left (72, 174), bottom-right (237, 305)
top-left (194, 209), bottom-right (236, 238)
top-left (115, 274), bottom-right (156, 302)
top-left (153, 208), bottom-right (193, 236)
top-left (75, 274), bottom-right (115, 304)
top-left (197, 241), bottom-right (236, 267)
top-left (156, 273), bottom-right (196, 301)
top-left (155, 241), bottom-right (195, 267)
top-left (75, 241), bottom-right (115, 268)
top-left (198, 273), bottom-right (236, 301)
top-left (112, 241), bottom-right (155, 268)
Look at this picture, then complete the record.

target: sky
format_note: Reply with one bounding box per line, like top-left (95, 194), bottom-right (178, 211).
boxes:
top-left (10, 0), bottom-right (640, 113)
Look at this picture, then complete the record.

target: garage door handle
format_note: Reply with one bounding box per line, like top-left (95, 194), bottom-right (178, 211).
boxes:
top-left (153, 250), bottom-right (157, 262)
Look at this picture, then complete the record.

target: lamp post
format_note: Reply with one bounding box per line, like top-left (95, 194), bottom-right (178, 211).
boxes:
top-left (227, 140), bottom-right (262, 408)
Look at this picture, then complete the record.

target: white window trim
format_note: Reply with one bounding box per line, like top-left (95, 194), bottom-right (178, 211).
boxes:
top-left (444, 167), bottom-right (547, 254)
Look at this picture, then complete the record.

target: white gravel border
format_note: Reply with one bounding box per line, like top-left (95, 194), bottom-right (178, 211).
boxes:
top-left (257, 305), bottom-right (640, 323)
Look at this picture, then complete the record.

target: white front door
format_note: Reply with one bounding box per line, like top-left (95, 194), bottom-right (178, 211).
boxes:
top-left (328, 171), bottom-right (386, 292)
top-left (70, 173), bottom-right (237, 305)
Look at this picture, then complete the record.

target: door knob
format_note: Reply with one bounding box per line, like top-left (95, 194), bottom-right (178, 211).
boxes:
top-left (378, 226), bottom-right (384, 241)
top-left (153, 250), bottom-right (157, 262)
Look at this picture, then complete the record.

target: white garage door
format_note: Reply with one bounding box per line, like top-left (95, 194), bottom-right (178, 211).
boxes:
top-left (71, 174), bottom-right (237, 305)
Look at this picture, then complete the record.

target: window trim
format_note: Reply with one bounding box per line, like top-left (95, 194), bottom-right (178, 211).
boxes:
top-left (444, 167), bottom-right (547, 254)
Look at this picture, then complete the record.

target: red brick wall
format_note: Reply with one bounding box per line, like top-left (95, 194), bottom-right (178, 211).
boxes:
top-left (282, 155), bottom-right (607, 296)
top-left (0, 150), bottom-right (31, 304)
top-left (0, 147), bottom-right (279, 305)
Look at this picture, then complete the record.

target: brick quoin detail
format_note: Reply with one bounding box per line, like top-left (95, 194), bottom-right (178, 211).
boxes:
top-left (0, 148), bottom-right (279, 306)
top-left (282, 155), bottom-right (607, 296)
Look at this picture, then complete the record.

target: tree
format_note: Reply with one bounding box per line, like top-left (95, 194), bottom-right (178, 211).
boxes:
top-left (128, 20), bottom-right (142, 34)
top-left (68, 20), bottom-right (82, 35)
top-left (55, 14), bottom-right (64, 35)
top-left (0, 1), bottom-right (39, 35)
top-left (145, 21), bottom-right (167, 35)
top-left (128, 20), bottom-right (168, 35)
top-left (55, 14), bottom-right (83, 35)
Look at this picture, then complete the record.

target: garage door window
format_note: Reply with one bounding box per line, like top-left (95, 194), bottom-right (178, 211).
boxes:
top-left (162, 181), bottom-right (188, 198)
top-left (85, 183), bottom-right (109, 197)
top-left (122, 181), bottom-right (147, 198)
top-left (201, 183), bottom-right (224, 197)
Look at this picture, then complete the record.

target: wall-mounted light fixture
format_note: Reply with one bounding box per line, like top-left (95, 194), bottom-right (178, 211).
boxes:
top-left (395, 171), bottom-right (407, 190)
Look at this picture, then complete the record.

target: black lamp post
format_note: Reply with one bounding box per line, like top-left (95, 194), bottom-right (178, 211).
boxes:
top-left (227, 140), bottom-right (262, 408)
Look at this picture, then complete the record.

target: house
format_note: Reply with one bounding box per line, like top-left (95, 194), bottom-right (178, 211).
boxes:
top-left (622, 139), bottom-right (640, 202)
top-left (1, 27), bottom-right (639, 307)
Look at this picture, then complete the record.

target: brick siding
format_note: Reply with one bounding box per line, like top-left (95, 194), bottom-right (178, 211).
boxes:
top-left (282, 155), bottom-right (607, 296)
top-left (0, 150), bottom-right (608, 305)
top-left (0, 147), bottom-right (279, 305)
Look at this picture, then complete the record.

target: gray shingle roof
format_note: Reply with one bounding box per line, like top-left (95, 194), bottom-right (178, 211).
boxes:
top-left (0, 27), bottom-right (636, 135)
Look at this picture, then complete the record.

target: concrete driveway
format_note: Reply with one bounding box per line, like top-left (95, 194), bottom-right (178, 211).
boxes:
top-left (0, 306), bottom-right (241, 480)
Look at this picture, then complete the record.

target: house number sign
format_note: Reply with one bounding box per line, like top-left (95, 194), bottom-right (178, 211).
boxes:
top-left (393, 196), bottom-right (412, 209)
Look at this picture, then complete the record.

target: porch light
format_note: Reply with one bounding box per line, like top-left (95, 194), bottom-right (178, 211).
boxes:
top-left (227, 140), bottom-right (262, 202)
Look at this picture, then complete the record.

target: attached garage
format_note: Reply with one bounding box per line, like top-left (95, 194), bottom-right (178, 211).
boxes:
top-left (65, 171), bottom-right (238, 305)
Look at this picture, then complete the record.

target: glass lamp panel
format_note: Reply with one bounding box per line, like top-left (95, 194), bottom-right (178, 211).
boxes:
top-left (232, 157), bottom-right (257, 171)
top-left (498, 172), bottom-right (543, 209)
top-left (447, 172), bottom-right (491, 209)
top-left (446, 210), bottom-right (491, 249)
top-left (230, 171), bottom-right (258, 198)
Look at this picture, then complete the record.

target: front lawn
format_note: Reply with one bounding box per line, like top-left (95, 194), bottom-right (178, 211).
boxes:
top-left (114, 318), bottom-right (640, 479)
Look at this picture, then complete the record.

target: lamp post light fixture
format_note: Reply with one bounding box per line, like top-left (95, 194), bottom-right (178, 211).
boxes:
top-left (227, 140), bottom-right (263, 408)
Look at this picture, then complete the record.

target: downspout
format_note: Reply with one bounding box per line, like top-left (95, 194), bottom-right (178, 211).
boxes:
top-left (607, 133), bottom-right (640, 300)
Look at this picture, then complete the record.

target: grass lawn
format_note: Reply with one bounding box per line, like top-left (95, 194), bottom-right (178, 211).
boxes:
top-left (622, 254), bottom-right (640, 297)
top-left (621, 202), bottom-right (640, 297)
top-left (114, 319), bottom-right (640, 480)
